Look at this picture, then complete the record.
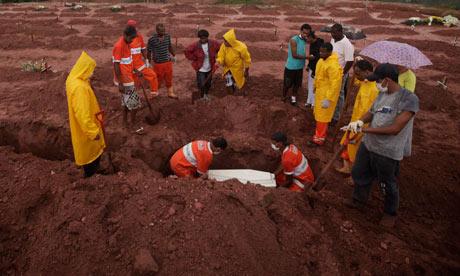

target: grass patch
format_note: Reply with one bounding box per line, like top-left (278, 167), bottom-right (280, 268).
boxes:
top-left (371, 0), bottom-right (460, 9)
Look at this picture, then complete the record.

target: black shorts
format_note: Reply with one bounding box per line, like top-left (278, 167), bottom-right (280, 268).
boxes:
top-left (283, 68), bottom-right (303, 89)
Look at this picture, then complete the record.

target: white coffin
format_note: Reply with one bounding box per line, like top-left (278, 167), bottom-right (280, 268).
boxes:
top-left (208, 169), bottom-right (276, 188)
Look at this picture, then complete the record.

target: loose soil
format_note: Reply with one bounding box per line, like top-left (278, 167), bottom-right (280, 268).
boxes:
top-left (362, 26), bottom-right (418, 36)
top-left (0, 1), bottom-right (459, 275)
top-left (223, 21), bottom-right (274, 29)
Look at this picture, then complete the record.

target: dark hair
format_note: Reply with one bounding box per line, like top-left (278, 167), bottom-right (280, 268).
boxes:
top-left (271, 131), bottom-right (288, 145)
top-left (331, 23), bottom-right (343, 32)
top-left (300, 23), bottom-right (312, 31)
top-left (124, 26), bottom-right (137, 37)
top-left (212, 137), bottom-right (227, 150)
top-left (197, 29), bottom-right (209, 38)
top-left (321, 42), bottom-right (333, 52)
top-left (156, 23), bottom-right (164, 29)
top-left (307, 30), bottom-right (317, 39)
top-left (355, 59), bottom-right (373, 72)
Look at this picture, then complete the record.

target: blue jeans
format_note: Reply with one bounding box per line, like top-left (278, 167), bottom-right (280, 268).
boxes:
top-left (351, 143), bottom-right (400, 215)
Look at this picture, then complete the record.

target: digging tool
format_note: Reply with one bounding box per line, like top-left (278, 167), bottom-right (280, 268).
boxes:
top-left (330, 75), bottom-right (358, 148)
top-left (304, 132), bottom-right (358, 207)
top-left (139, 78), bottom-right (160, 125)
top-left (313, 131), bottom-right (359, 191)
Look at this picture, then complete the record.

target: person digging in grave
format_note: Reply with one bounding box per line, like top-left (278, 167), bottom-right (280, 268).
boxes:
top-left (112, 25), bottom-right (143, 132)
top-left (342, 63), bottom-right (419, 228)
top-left (271, 132), bottom-right (315, 192)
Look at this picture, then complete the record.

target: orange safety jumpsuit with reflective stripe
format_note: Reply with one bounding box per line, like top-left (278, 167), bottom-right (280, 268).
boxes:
top-left (112, 37), bottom-right (134, 86)
top-left (276, 144), bottom-right (314, 191)
top-left (170, 140), bottom-right (213, 177)
top-left (130, 34), bottom-right (158, 92)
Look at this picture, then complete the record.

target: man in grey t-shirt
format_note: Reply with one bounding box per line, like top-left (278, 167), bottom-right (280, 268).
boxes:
top-left (341, 63), bottom-right (419, 227)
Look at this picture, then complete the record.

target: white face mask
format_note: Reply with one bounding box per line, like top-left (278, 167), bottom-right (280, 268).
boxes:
top-left (376, 82), bottom-right (388, 93)
top-left (271, 143), bottom-right (280, 151)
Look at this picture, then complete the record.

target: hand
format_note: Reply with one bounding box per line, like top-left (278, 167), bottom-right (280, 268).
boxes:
top-left (145, 59), bottom-right (151, 68)
top-left (341, 120), bottom-right (364, 133)
top-left (118, 83), bottom-right (124, 93)
top-left (355, 56), bottom-right (363, 62)
top-left (200, 173), bottom-right (208, 180)
top-left (170, 55), bottom-right (176, 63)
top-left (94, 134), bottom-right (100, 141)
top-left (135, 70), bottom-right (143, 78)
top-left (321, 99), bottom-right (330, 109)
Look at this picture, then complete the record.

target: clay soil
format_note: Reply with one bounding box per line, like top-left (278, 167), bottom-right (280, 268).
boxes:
top-left (0, 1), bottom-right (459, 275)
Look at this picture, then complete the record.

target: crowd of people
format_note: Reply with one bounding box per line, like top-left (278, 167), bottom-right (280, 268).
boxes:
top-left (65, 20), bottom-right (420, 227)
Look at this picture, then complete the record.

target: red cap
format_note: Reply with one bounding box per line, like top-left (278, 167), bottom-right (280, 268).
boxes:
top-left (127, 19), bottom-right (137, 27)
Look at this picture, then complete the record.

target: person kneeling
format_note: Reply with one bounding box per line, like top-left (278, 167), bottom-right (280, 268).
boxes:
top-left (169, 138), bottom-right (227, 179)
top-left (271, 132), bottom-right (315, 192)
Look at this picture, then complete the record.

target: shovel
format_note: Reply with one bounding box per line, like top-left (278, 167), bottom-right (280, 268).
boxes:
top-left (304, 131), bottom-right (358, 207)
top-left (139, 78), bottom-right (161, 125)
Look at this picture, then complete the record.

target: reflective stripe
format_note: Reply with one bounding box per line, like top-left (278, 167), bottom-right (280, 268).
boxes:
top-left (293, 179), bottom-right (305, 189)
top-left (120, 57), bottom-right (132, 64)
top-left (183, 143), bottom-right (197, 167)
top-left (113, 80), bottom-right (134, 87)
top-left (130, 47), bottom-right (142, 55)
top-left (293, 155), bottom-right (308, 176)
top-left (136, 64), bottom-right (146, 71)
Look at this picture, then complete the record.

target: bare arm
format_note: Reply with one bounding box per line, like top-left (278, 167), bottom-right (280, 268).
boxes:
top-left (360, 111), bottom-right (373, 124)
top-left (343, 60), bottom-right (354, 75)
top-left (290, 39), bottom-right (306, 60)
top-left (113, 62), bottom-right (124, 93)
top-left (169, 43), bottom-right (175, 57)
top-left (141, 48), bottom-right (148, 61)
top-left (363, 111), bottom-right (414, 135)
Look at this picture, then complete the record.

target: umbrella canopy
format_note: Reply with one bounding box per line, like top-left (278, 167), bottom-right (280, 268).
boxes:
top-left (321, 24), bottom-right (366, 40)
top-left (359, 40), bottom-right (432, 69)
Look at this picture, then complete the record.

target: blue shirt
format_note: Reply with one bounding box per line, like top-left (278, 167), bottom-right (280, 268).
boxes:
top-left (286, 35), bottom-right (306, 70)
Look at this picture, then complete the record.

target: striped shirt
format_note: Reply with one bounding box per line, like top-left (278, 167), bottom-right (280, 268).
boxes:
top-left (147, 34), bottom-right (171, 63)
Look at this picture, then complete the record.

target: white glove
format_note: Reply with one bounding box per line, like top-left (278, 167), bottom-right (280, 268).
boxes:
top-left (170, 55), bottom-right (176, 63)
top-left (341, 120), bottom-right (364, 133)
top-left (321, 99), bottom-right (330, 109)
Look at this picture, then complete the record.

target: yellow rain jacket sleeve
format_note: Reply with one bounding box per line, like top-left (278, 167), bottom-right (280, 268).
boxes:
top-left (313, 53), bottom-right (343, 123)
top-left (65, 51), bottom-right (106, 166)
top-left (340, 80), bottom-right (379, 162)
top-left (216, 29), bottom-right (251, 89)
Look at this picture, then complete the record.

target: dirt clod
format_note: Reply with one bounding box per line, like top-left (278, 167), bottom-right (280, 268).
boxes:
top-left (133, 248), bottom-right (159, 275)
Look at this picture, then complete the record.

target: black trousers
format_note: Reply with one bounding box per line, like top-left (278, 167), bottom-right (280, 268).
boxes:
top-left (197, 71), bottom-right (212, 97)
top-left (351, 144), bottom-right (400, 216)
top-left (83, 156), bottom-right (101, 178)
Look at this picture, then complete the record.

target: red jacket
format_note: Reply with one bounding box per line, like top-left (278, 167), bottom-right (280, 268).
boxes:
top-left (184, 40), bottom-right (221, 72)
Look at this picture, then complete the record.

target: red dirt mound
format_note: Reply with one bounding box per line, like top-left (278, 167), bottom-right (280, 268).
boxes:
top-left (0, 34), bottom-right (45, 49)
top-left (345, 14), bottom-right (392, 26)
top-left (362, 26), bottom-right (418, 36)
top-left (249, 46), bottom-right (286, 61)
top-left (329, 8), bottom-right (367, 18)
top-left (237, 16), bottom-right (277, 21)
top-left (431, 28), bottom-right (460, 37)
top-left (240, 6), bottom-right (280, 16)
top-left (187, 14), bottom-right (226, 21)
top-left (67, 18), bottom-right (104, 25)
top-left (59, 12), bottom-right (88, 17)
top-left (166, 4), bottom-right (198, 14)
top-left (223, 21), bottom-right (274, 29)
top-left (200, 6), bottom-right (239, 15)
top-left (50, 35), bottom-right (111, 51)
top-left (215, 29), bottom-right (276, 42)
top-left (285, 16), bottom-right (333, 24)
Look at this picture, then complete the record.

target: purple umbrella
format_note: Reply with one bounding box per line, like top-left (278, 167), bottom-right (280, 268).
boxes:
top-left (359, 40), bottom-right (432, 69)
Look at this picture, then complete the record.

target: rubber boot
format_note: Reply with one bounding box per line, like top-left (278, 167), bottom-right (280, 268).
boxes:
top-left (167, 86), bottom-right (178, 99)
top-left (336, 159), bottom-right (352, 174)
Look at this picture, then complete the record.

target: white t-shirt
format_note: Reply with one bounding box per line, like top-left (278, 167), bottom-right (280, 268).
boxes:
top-left (331, 36), bottom-right (354, 69)
top-left (199, 43), bottom-right (211, 72)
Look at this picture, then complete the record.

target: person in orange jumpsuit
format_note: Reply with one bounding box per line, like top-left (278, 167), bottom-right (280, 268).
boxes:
top-left (170, 138), bottom-right (228, 178)
top-left (127, 19), bottom-right (158, 97)
top-left (112, 25), bottom-right (141, 129)
top-left (271, 132), bottom-right (315, 192)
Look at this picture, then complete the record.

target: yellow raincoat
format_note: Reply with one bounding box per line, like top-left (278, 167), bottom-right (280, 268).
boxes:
top-left (216, 29), bottom-right (251, 89)
top-left (66, 51), bottom-right (106, 166)
top-left (340, 79), bottom-right (379, 162)
top-left (314, 53), bottom-right (343, 123)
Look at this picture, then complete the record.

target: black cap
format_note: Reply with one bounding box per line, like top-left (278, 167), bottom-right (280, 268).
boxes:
top-left (366, 63), bottom-right (399, 82)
